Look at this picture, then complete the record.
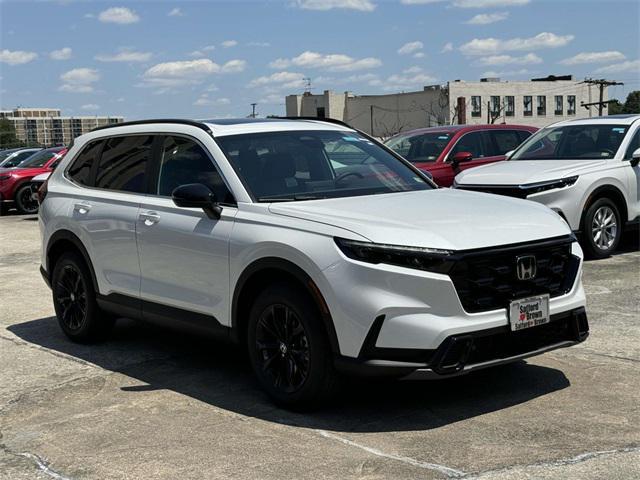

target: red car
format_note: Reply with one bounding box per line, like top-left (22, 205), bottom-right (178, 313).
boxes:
top-left (385, 124), bottom-right (537, 187)
top-left (0, 146), bottom-right (67, 214)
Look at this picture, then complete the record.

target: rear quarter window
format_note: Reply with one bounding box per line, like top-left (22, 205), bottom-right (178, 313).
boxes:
top-left (95, 135), bottom-right (153, 193)
top-left (67, 140), bottom-right (102, 186)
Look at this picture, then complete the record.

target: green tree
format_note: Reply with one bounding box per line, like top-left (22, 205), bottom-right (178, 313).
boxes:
top-left (608, 99), bottom-right (624, 115)
top-left (0, 118), bottom-right (23, 148)
top-left (622, 91), bottom-right (640, 113)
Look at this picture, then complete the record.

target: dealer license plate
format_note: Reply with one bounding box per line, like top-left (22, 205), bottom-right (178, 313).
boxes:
top-left (509, 295), bottom-right (550, 332)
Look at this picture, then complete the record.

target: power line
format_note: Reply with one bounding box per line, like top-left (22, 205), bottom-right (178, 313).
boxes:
top-left (581, 78), bottom-right (624, 116)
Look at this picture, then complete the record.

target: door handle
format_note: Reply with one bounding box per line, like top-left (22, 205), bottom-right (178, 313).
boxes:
top-left (139, 211), bottom-right (160, 226)
top-left (73, 202), bottom-right (92, 214)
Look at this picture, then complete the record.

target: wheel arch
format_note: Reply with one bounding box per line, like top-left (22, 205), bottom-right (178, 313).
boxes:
top-left (231, 257), bottom-right (340, 355)
top-left (46, 230), bottom-right (98, 293)
top-left (581, 183), bottom-right (629, 227)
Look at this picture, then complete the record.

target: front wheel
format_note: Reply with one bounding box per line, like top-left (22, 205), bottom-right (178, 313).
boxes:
top-left (52, 252), bottom-right (115, 342)
top-left (14, 184), bottom-right (39, 214)
top-left (247, 283), bottom-right (338, 410)
top-left (581, 198), bottom-right (622, 259)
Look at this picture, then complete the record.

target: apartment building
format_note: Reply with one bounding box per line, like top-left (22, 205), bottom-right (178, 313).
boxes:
top-left (285, 76), bottom-right (601, 137)
top-left (1, 108), bottom-right (123, 146)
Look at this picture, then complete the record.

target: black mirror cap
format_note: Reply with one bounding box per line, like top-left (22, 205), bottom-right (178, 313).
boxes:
top-left (172, 183), bottom-right (222, 219)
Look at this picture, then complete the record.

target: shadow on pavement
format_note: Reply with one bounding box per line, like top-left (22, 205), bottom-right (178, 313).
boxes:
top-left (9, 315), bottom-right (570, 433)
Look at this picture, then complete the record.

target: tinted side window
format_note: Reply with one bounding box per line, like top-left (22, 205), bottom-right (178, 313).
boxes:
top-left (517, 130), bottom-right (533, 143)
top-left (68, 141), bottom-right (102, 186)
top-left (95, 136), bottom-right (152, 193)
top-left (491, 130), bottom-right (522, 156)
top-left (157, 136), bottom-right (234, 203)
top-left (624, 129), bottom-right (640, 160)
top-left (450, 131), bottom-right (488, 159)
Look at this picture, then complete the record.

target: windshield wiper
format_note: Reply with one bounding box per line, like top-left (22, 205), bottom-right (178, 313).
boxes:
top-left (257, 194), bottom-right (326, 202)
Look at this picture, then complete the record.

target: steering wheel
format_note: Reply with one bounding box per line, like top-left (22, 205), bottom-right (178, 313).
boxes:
top-left (335, 171), bottom-right (365, 183)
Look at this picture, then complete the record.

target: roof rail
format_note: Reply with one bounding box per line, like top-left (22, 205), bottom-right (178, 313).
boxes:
top-left (91, 118), bottom-right (211, 133)
top-left (274, 116), bottom-right (355, 130)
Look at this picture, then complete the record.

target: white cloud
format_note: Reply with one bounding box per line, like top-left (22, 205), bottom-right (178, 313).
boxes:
top-left (59, 67), bottom-right (100, 92)
top-left (269, 51), bottom-right (381, 71)
top-left (247, 42), bottom-right (271, 47)
top-left (80, 103), bottom-right (100, 111)
top-left (193, 94), bottom-right (231, 106)
top-left (453, 0), bottom-right (529, 7)
top-left (221, 59), bottom-right (247, 73)
top-left (98, 7), bottom-right (140, 24)
top-left (0, 49), bottom-right (38, 65)
top-left (293, 0), bottom-right (376, 11)
top-left (259, 94), bottom-right (284, 105)
top-left (221, 40), bottom-right (238, 48)
top-left (460, 32), bottom-right (574, 55)
top-left (189, 45), bottom-right (216, 57)
top-left (465, 11), bottom-right (508, 24)
top-left (482, 68), bottom-right (530, 77)
top-left (398, 41), bottom-right (424, 55)
top-left (559, 51), bottom-right (626, 65)
top-left (142, 59), bottom-right (220, 88)
top-left (95, 49), bottom-right (152, 62)
top-left (476, 53), bottom-right (542, 66)
top-left (168, 7), bottom-right (184, 17)
top-left (374, 72), bottom-right (437, 91)
top-left (50, 47), bottom-right (72, 60)
top-left (344, 73), bottom-right (380, 83)
top-left (400, 0), bottom-right (447, 4)
top-left (403, 66), bottom-right (423, 73)
top-left (441, 42), bottom-right (454, 53)
top-left (248, 71), bottom-right (305, 89)
top-left (413, 52), bottom-right (425, 58)
top-left (594, 59), bottom-right (640, 74)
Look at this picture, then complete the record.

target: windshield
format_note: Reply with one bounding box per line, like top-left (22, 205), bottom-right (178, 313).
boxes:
top-left (0, 150), bottom-right (38, 168)
top-left (216, 130), bottom-right (431, 202)
top-left (385, 132), bottom-right (451, 163)
top-left (18, 149), bottom-right (60, 168)
top-left (511, 124), bottom-right (628, 160)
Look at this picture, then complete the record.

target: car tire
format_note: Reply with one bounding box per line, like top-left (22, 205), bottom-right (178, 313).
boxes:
top-left (247, 282), bottom-right (338, 410)
top-left (14, 184), bottom-right (39, 215)
top-left (51, 252), bottom-right (115, 343)
top-left (581, 198), bottom-right (622, 259)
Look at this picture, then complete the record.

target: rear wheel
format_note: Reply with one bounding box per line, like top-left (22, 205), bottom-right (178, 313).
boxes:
top-left (247, 282), bottom-right (337, 409)
top-left (15, 184), bottom-right (39, 214)
top-left (581, 198), bottom-right (622, 259)
top-left (52, 252), bottom-right (114, 342)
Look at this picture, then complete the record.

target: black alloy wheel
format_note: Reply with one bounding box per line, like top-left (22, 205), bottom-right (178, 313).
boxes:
top-left (15, 184), bottom-right (39, 214)
top-left (54, 264), bottom-right (88, 332)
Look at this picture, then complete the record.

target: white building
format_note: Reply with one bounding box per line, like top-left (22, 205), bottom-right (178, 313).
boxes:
top-left (286, 76), bottom-right (604, 137)
top-left (0, 108), bottom-right (124, 146)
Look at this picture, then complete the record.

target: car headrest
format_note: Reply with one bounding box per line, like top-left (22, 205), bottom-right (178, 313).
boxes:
top-left (260, 152), bottom-right (296, 179)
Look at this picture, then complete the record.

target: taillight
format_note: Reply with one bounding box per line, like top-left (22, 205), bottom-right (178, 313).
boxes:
top-left (37, 180), bottom-right (48, 204)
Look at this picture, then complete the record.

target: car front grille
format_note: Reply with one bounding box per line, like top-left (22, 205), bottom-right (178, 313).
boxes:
top-left (448, 236), bottom-right (580, 313)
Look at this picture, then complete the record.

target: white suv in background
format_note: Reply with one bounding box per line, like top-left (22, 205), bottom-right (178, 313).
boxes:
top-left (454, 115), bottom-right (640, 258)
top-left (39, 118), bottom-right (589, 408)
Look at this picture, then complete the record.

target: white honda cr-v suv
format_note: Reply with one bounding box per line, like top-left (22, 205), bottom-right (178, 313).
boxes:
top-left (454, 115), bottom-right (640, 259)
top-left (39, 118), bottom-right (589, 408)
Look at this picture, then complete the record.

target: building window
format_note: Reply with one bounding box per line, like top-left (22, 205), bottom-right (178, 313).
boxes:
top-left (567, 95), bottom-right (576, 115)
top-left (490, 96), bottom-right (501, 114)
top-left (555, 95), bottom-right (563, 115)
top-left (471, 96), bottom-right (482, 117)
top-left (537, 95), bottom-right (546, 116)
top-left (316, 107), bottom-right (325, 118)
top-left (505, 96), bottom-right (515, 117)
top-left (524, 96), bottom-right (533, 116)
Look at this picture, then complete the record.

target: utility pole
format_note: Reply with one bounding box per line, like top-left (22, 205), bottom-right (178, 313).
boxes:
top-left (487, 100), bottom-right (490, 124)
top-left (581, 78), bottom-right (624, 116)
top-left (303, 77), bottom-right (312, 94)
top-left (370, 105), bottom-right (374, 136)
top-left (250, 103), bottom-right (257, 118)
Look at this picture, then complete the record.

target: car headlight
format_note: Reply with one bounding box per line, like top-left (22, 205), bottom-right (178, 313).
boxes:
top-left (335, 238), bottom-right (454, 274)
top-left (523, 176), bottom-right (578, 195)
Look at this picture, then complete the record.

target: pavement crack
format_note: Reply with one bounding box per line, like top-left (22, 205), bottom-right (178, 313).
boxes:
top-left (315, 429), bottom-right (465, 478)
top-left (0, 442), bottom-right (73, 480)
top-left (465, 444), bottom-right (640, 478)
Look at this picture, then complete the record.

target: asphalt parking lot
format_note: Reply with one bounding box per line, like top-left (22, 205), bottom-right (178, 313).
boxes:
top-left (0, 213), bottom-right (638, 480)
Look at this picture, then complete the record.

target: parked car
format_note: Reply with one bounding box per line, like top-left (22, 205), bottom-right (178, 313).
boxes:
top-left (385, 124), bottom-right (536, 186)
top-left (454, 115), bottom-right (640, 258)
top-left (29, 172), bottom-right (51, 205)
top-left (39, 118), bottom-right (588, 408)
top-left (0, 148), bottom-right (42, 169)
top-left (0, 146), bottom-right (67, 214)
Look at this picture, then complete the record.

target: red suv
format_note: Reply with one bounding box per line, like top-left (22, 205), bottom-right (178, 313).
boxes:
top-left (0, 146), bottom-right (67, 214)
top-left (385, 124), bottom-right (537, 186)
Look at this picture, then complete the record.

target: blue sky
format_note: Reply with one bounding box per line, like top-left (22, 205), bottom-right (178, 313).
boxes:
top-left (1, 0), bottom-right (638, 120)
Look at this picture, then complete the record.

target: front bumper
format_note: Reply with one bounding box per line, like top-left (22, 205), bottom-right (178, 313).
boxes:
top-left (335, 307), bottom-right (589, 379)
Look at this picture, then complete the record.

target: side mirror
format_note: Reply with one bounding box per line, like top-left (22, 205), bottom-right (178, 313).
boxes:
top-left (451, 151), bottom-right (473, 169)
top-left (631, 148), bottom-right (640, 167)
top-left (172, 183), bottom-right (222, 220)
top-left (505, 150), bottom-right (515, 160)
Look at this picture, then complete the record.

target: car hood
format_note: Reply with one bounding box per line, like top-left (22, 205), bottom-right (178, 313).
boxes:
top-left (455, 159), bottom-right (606, 186)
top-left (268, 189), bottom-right (571, 251)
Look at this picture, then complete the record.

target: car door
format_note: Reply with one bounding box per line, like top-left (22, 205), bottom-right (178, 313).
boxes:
top-left (69, 135), bottom-right (151, 299)
top-left (437, 131), bottom-right (493, 186)
top-left (136, 134), bottom-right (237, 328)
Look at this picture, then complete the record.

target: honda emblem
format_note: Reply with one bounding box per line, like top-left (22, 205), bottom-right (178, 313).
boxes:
top-left (516, 255), bottom-right (537, 280)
